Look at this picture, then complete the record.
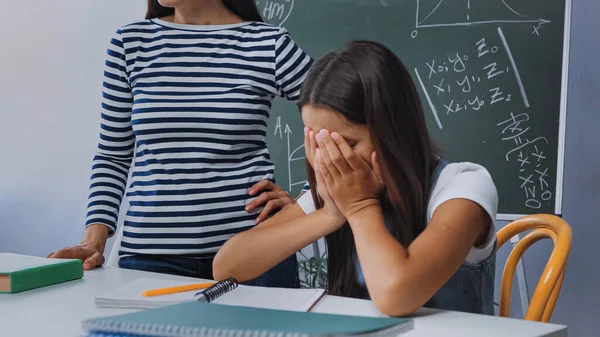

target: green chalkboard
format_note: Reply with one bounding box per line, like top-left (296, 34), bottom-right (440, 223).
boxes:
top-left (257, 0), bottom-right (568, 217)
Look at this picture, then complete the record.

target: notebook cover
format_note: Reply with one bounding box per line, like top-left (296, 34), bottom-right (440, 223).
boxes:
top-left (83, 301), bottom-right (412, 337)
top-left (0, 253), bottom-right (83, 294)
top-left (95, 277), bottom-right (325, 312)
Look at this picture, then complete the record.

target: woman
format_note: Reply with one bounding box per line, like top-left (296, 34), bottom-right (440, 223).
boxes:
top-left (213, 41), bottom-right (498, 315)
top-left (48, 0), bottom-right (313, 288)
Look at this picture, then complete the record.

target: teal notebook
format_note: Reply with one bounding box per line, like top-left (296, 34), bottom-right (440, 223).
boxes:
top-left (83, 301), bottom-right (413, 337)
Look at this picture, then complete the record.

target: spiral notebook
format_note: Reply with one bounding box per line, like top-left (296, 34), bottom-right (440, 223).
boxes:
top-left (84, 301), bottom-right (413, 337)
top-left (95, 277), bottom-right (325, 312)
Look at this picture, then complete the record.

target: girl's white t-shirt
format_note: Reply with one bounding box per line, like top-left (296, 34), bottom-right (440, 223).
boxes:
top-left (297, 162), bottom-right (499, 264)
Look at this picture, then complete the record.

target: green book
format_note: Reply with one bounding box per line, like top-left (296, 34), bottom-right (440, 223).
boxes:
top-left (0, 253), bottom-right (83, 293)
top-left (83, 301), bottom-right (413, 337)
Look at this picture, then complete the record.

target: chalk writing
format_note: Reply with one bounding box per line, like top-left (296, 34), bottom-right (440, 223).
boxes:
top-left (417, 42), bottom-right (512, 117)
top-left (274, 116), bottom-right (283, 139)
top-left (255, 0), bottom-right (293, 27)
top-left (414, 0), bottom-right (551, 30)
top-left (497, 111), bottom-right (551, 209)
top-left (415, 27), bottom-right (554, 211)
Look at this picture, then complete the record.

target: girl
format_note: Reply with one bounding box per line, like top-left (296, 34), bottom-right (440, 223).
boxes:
top-left (213, 41), bottom-right (499, 315)
top-left (48, 0), bottom-right (313, 288)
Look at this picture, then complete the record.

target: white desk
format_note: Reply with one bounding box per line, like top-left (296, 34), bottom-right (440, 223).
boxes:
top-left (0, 267), bottom-right (567, 337)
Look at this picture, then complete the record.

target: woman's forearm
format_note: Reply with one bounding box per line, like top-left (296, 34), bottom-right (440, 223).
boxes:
top-left (213, 205), bottom-right (343, 282)
top-left (81, 224), bottom-right (110, 253)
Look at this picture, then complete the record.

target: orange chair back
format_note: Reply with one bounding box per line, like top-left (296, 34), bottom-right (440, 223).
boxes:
top-left (496, 214), bottom-right (572, 322)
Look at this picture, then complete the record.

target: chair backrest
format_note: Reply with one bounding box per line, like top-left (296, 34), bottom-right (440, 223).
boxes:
top-left (496, 214), bottom-right (572, 322)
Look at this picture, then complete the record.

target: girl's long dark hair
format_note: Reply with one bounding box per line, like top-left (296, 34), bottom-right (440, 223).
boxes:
top-left (299, 41), bottom-right (441, 298)
top-left (145, 0), bottom-right (263, 22)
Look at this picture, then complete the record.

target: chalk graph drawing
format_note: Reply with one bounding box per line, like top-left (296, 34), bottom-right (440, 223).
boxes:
top-left (274, 117), bottom-right (307, 191)
top-left (285, 124), bottom-right (308, 191)
top-left (273, 118), bottom-right (320, 259)
top-left (413, 0), bottom-right (550, 37)
top-left (256, 0), bottom-right (294, 27)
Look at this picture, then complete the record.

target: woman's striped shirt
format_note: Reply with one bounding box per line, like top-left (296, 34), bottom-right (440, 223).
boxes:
top-left (86, 19), bottom-right (312, 257)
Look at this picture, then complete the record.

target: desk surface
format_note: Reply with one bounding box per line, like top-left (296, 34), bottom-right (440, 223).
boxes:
top-left (0, 267), bottom-right (567, 337)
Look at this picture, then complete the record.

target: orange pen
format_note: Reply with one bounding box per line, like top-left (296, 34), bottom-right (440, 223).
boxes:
top-left (142, 282), bottom-right (215, 297)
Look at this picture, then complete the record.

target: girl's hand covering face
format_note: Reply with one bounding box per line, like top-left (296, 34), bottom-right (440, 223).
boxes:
top-left (304, 127), bottom-right (317, 168)
top-left (314, 129), bottom-right (384, 219)
top-left (305, 127), bottom-right (345, 223)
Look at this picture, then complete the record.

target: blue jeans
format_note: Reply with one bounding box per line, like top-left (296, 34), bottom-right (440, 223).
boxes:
top-left (118, 253), bottom-right (300, 288)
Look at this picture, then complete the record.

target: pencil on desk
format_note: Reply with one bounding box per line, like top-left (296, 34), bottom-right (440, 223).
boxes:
top-left (142, 282), bottom-right (215, 297)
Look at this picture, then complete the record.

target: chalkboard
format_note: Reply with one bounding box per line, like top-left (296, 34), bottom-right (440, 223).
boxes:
top-left (257, 0), bottom-right (569, 218)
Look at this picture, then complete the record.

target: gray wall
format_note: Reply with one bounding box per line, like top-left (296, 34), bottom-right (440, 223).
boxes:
top-left (553, 0), bottom-right (600, 333)
top-left (515, 0), bottom-right (600, 335)
top-left (0, 1), bottom-right (146, 257)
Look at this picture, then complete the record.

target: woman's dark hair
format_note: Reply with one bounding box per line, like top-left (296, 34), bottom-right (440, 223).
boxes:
top-left (145, 0), bottom-right (263, 22)
top-left (299, 41), bottom-right (441, 298)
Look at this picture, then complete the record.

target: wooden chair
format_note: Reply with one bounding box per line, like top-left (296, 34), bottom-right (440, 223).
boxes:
top-left (496, 214), bottom-right (572, 322)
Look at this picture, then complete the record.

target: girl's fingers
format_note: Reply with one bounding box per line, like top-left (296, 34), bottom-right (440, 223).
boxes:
top-left (304, 127), bottom-right (313, 165)
top-left (310, 130), bottom-right (318, 166)
top-left (322, 131), bottom-right (351, 174)
top-left (372, 152), bottom-right (384, 185)
top-left (315, 130), bottom-right (341, 178)
top-left (316, 149), bottom-right (335, 185)
top-left (330, 132), bottom-right (363, 171)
